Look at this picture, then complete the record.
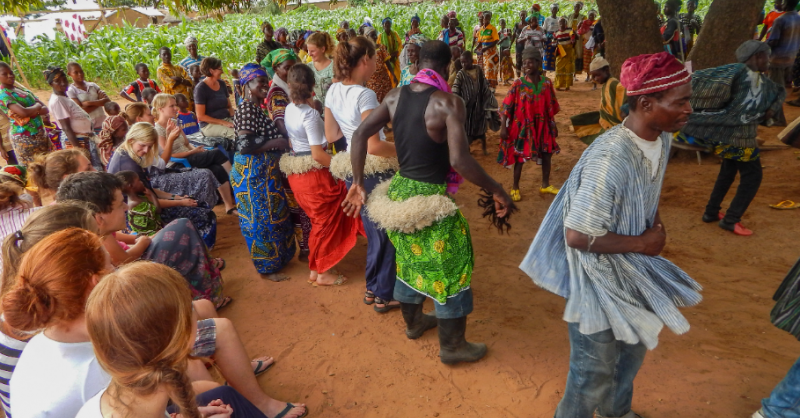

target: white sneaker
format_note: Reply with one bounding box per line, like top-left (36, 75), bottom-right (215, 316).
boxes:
top-left (752, 410), bottom-right (766, 418)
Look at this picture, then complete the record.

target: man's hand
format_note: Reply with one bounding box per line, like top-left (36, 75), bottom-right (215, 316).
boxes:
top-left (639, 224), bottom-right (666, 256)
top-left (499, 126), bottom-right (508, 140)
top-left (493, 189), bottom-right (515, 218)
top-left (341, 184), bottom-right (366, 218)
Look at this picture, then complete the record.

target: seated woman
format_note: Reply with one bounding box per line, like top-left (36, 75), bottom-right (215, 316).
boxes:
top-left (79, 261), bottom-right (306, 418)
top-left (281, 64), bottom-right (363, 286)
top-left (232, 64), bottom-right (296, 282)
top-left (123, 102), bottom-right (221, 210)
top-left (95, 114), bottom-right (128, 167)
top-left (29, 148), bottom-right (93, 192)
top-left (194, 57), bottom-right (235, 140)
top-left (152, 93), bottom-right (237, 215)
top-left (107, 123), bottom-right (218, 248)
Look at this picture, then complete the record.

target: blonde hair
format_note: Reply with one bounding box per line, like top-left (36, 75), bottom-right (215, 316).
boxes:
top-left (151, 93), bottom-right (175, 119)
top-left (123, 102), bottom-right (151, 125)
top-left (307, 32), bottom-right (335, 57)
top-left (86, 261), bottom-right (200, 418)
top-left (1, 201), bottom-right (98, 300)
top-left (28, 149), bottom-right (85, 192)
top-left (119, 122), bottom-right (158, 168)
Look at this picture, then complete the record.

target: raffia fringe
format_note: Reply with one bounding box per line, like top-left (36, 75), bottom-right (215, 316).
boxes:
top-left (365, 180), bottom-right (459, 234)
top-left (279, 154), bottom-right (324, 176)
top-left (329, 152), bottom-right (400, 180)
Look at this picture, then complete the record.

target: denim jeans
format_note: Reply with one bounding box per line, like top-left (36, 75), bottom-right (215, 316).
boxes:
top-left (760, 355), bottom-right (800, 418)
top-left (393, 279), bottom-right (474, 319)
top-left (554, 322), bottom-right (647, 418)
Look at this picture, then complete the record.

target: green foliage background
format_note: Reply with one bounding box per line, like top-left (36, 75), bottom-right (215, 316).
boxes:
top-left (8, 0), bottom-right (749, 90)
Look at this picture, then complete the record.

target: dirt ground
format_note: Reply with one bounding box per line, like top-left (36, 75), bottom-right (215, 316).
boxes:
top-left (33, 76), bottom-right (800, 417)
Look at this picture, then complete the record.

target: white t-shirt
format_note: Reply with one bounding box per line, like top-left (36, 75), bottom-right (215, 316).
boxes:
top-left (76, 388), bottom-right (171, 418)
top-left (286, 103), bottom-right (326, 153)
top-left (627, 130), bottom-right (663, 178)
top-left (10, 333), bottom-right (110, 417)
top-left (48, 94), bottom-right (94, 134)
top-left (67, 83), bottom-right (106, 130)
top-left (324, 82), bottom-right (385, 146)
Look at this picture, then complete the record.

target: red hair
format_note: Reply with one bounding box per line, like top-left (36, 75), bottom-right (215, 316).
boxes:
top-left (2, 228), bottom-right (109, 332)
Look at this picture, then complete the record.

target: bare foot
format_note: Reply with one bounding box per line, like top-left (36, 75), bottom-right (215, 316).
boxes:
top-left (262, 273), bottom-right (291, 282)
top-left (313, 271), bottom-right (348, 286)
top-left (308, 270), bottom-right (318, 284)
top-left (261, 399), bottom-right (306, 418)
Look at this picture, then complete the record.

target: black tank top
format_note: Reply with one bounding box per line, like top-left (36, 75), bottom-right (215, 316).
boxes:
top-left (393, 85), bottom-right (450, 184)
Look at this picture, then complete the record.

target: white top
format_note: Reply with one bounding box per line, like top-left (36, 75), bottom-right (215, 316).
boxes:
top-left (48, 94), bottom-right (94, 134)
top-left (285, 103), bottom-right (326, 153)
top-left (324, 82), bottom-right (385, 145)
top-left (67, 83), bottom-right (106, 130)
top-left (627, 129), bottom-right (663, 178)
top-left (10, 333), bottom-right (110, 417)
top-left (543, 17), bottom-right (560, 33)
top-left (75, 388), bottom-right (170, 418)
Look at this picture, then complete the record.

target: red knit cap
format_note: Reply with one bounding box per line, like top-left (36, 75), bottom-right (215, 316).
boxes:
top-left (620, 52), bottom-right (690, 96)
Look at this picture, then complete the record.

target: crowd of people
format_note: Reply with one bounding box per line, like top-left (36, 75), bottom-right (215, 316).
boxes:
top-left (0, 1), bottom-right (797, 417)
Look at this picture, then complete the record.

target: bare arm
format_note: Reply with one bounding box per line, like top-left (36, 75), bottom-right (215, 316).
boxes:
top-left (7, 102), bottom-right (47, 118)
top-left (324, 107), bottom-right (341, 144)
top-left (119, 90), bottom-right (138, 102)
top-left (361, 109), bottom-right (395, 158)
top-left (310, 144), bottom-right (331, 166)
top-left (196, 103), bottom-right (234, 127)
top-left (565, 224), bottom-right (666, 256)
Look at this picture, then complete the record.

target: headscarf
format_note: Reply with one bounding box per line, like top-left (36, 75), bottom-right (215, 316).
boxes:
top-left (522, 46), bottom-right (543, 62)
top-left (405, 33), bottom-right (428, 47)
top-left (575, 1), bottom-right (584, 7)
top-left (589, 55), bottom-right (610, 71)
top-left (260, 21), bottom-right (272, 36)
top-left (363, 26), bottom-right (377, 37)
top-left (447, 11), bottom-right (457, 19)
top-left (97, 115), bottom-right (127, 166)
top-left (0, 165), bottom-right (26, 186)
top-left (532, 4), bottom-right (541, 11)
top-left (621, 51), bottom-right (690, 96)
top-left (239, 63), bottom-right (268, 87)
top-left (261, 49), bottom-right (298, 78)
top-left (363, 17), bottom-right (373, 27)
top-left (550, 3), bottom-right (559, 10)
top-left (382, 17), bottom-right (393, 25)
top-left (184, 35), bottom-right (198, 47)
top-left (411, 14), bottom-right (420, 24)
top-left (736, 40), bottom-right (771, 63)
top-left (274, 27), bottom-right (288, 40)
top-left (43, 66), bottom-right (65, 85)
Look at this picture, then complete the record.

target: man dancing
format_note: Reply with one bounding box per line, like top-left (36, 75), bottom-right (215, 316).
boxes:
top-left (520, 51), bottom-right (703, 417)
top-left (343, 40), bottom-right (515, 365)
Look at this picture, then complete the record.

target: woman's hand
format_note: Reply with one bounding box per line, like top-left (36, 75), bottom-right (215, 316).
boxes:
top-left (499, 126), bottom-right (508, 141)
top-left (221, 119), bottom-right (235, 129)
top-left (134, 234), bottom-right (152, 248)
top-left (181, 198), bottom-right (199, 207)
top-left (166, 119), bottom-right (182, 142)
top-left (198, 400), bottom-right (233, 418)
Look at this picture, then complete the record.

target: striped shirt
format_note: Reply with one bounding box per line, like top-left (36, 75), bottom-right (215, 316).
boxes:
top-left (519, 124), bottom-right (702, 349)
top-left (0, 327), bottom-right (26, 417)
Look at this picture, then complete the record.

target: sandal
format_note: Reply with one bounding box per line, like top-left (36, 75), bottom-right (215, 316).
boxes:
top-left (510, 189), bottom-right (521, 202)
top-left (273, 403), bottom-right (308, 418)
top-left (540, 185), bottom-right (560, 195)
top-left (769, 200), bottom-right (800, 210)
top-left (373, 296), bottom-right (401, 313)
top-left (214, 296), bottom-right (232, 310)
top-left (212, 258), bottom-right (226, 271)
top-left (252, 357), bottom-right (275, 376)
top-left (363, 290), bottom-right (376, 305)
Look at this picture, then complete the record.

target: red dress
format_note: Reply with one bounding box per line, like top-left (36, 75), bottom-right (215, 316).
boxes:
top-left (497, 77), bottom-right (560, 167)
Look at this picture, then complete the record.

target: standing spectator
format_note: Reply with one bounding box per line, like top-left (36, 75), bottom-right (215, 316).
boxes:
top-left (157, 47), bottom-right (194, 110)
top-left (0, 63), bottom-right (50, 166)
top-left (120, 63), bottom-right (161, 103)
top-left (512, 10), bottom-right (528, 77)
top-left (256, 21), bottom-right (282, 63)
top-left (306, 31), bottom-right (336, 107)
top-left (768, 0), bottom-right (800, 122)
top-left (179, 35), bottom-right (205, 71)
top-left (66, 62), bottom-right (109, 133)
top-left (543, 4), bottom-right (560, 73)
top-left (437, 16), bottom-right (465, 50)
top-left (661, 0), bottom-right (685, 61)
top-left (680, 0), bottom-right (703, 55)
top-left (452, 50), bottom-right (493, 155)
top-left (760, 0), bottom-right (786, 41)
top-left (378, 18), bottom-right (403, 87)
top-left (477, 11), bottom-right (500, 88)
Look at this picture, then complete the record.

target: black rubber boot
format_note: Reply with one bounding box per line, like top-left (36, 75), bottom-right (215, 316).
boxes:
top-left (437, 317), bottom-right (487, 365)
top-left (400, 302), bottom-right (437, 340)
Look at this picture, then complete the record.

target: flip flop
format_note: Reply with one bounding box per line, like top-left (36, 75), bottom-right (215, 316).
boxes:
top-left (212, 258), bottom-right (226, 271)
top-left (253, 357), bottom-right (274, 376)
top-left (510, 189), bottom-right (521, 202)
top-left (273, 403), bottom-right (308, 418)
top-left (769, 200), bottom-right (800, 210)
top-left (373, 296), bottom-right (401, 313)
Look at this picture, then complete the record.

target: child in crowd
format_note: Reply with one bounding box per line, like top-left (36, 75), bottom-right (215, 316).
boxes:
top-left (174, 93), bottom-right (201, 138)
top-left (498, 47), bottom-right (560, 201)
top-left (230, 68), bottom-right (243, 106)
top-left (452, 50), bottom-right (493, 155)
top-left (499, 48), bottom-right (515, 85)
top-left (189, 63), bottom-right (202, 85)
top-left (120, 63), bottom-right (161, 102)
top-left (141, 87), bottom-right (157, 105)
top-left (0, 165), bottom-right (40, 207)
top-left (116, 170), bottom-right (163, 236)
top-left (103, 101), bottom-right (120, 117)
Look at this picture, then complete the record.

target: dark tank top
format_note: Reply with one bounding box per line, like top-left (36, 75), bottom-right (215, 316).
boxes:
top-left (393, 85), bottom-right (451, 184)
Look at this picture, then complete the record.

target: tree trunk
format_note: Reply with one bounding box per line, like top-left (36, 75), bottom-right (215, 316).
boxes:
top-left (688, 0), bottom-right (767, 70)
top-left (596, 0), bottom-right (663, 78)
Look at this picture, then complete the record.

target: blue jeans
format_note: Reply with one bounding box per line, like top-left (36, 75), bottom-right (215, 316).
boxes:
top-left (760, 355), bottom-right (800, 418)
top-left (554, 322), bottom-right (647, 418)
top-left (393, 279), bottom-right (474, 319)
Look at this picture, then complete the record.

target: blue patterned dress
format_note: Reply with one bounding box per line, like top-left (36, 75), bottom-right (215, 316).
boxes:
top-left (231, 100), bottom-right (296, 274)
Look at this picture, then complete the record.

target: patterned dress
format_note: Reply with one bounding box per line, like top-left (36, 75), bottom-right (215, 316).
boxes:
top-left (265, 83), bottom-right (312, 255)
top-left (157, 63), bottom-right (194, 110)
top-left (367, 46), bottom-right (395, 103)
top-left (377, 30), bottom-right (403, 86)
top-left (498, 77), bottom-right (560, 167)
top-left (452, 67), bottom-right (492, 139)
top-left (0, 86), bottom-right (50, 165)
top-left (231, 100), bottom-right (296, 274)
top-left (477, 24), bottom-right (500, 88)
top-left (554, 30), bottom-right (576, 89)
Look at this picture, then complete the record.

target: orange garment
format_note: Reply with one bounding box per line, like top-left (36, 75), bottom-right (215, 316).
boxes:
top-left (764, 10), bottom-right (786, 32)
top-left (287, 168), bottom-right (364, 273)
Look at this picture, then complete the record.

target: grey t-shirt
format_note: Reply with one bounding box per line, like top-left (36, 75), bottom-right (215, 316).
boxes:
top-left (193, 81), bottom-right (230, 127)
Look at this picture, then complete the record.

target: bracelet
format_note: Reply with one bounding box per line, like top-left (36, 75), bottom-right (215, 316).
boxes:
top-left (586, 235), bottom-right (596, 253)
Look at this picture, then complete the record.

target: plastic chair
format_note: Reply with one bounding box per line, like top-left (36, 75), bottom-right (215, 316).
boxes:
top-left (170, 157), bottom-right (191, 168)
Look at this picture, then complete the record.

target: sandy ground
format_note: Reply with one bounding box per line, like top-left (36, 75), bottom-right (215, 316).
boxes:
top-left (32, 76), bottom-right (800, 417)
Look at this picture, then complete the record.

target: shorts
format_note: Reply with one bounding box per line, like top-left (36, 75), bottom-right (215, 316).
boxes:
top-left (191, 318), bottom-right (217, 358)
top-left (393, 279), bottom-right (474, 319)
